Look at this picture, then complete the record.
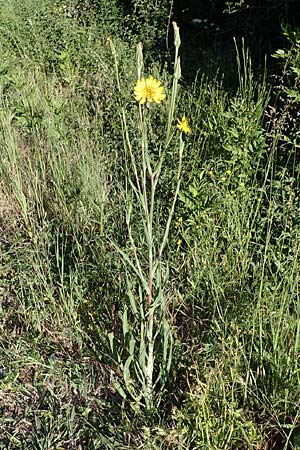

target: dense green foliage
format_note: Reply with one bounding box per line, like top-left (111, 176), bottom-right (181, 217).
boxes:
top-left (1, 0), bottom-right (300, 448)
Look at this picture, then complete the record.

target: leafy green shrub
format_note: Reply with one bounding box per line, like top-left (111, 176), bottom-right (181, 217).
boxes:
top-left (174, 358), bottom-right (264, 450)
top-left (273, 27), bottom-right (300, 102)
top-left (271, 26), bottom-right (300, 163)
top-left (80, 0), bottom-right (172, 55)
top-left (122, 0), bottom-right (172, 50)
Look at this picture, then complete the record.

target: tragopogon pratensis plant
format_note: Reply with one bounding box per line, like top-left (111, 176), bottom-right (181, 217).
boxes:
top-left (108, 22), bottom-right (187, 412)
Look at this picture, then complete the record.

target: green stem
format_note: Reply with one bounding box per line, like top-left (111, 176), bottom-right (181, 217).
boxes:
top-left (158, 135), bottom-right (184, 261)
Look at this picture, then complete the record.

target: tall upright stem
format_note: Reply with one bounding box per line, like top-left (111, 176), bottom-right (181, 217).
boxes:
top-left (145, 171), bottom-right (155, 409)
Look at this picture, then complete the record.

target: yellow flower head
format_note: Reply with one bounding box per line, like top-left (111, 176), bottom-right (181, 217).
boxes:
top-left (177, 116), bottom-right (191, 134)
top-left (134, 76), bottom-right (166, 105)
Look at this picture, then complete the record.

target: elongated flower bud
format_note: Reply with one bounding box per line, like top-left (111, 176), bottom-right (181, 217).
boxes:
top-left (172, 21), bottom-right (181, 49)
top-left (136, 42), bottom-right (143, 80)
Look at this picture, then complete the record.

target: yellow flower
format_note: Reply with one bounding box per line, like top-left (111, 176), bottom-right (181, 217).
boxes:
top-left (177, 115), bottom-right (191, 134)
top-left (134, 76), bottom-right (166, 105)
top-left (226, 170), bottom-right (232, 176)
top-left (175, 217), bottom-right (183, 228)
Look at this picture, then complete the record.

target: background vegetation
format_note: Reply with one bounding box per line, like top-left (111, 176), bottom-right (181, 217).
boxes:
top-left (1, 0), bottom-right (300, 448)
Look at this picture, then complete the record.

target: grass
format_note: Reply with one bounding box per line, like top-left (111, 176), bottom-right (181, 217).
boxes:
top-left (1, 0), bottom-right (300, 448)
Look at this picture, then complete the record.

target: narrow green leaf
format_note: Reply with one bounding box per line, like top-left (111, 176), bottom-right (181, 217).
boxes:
top-left (111, 241), bottom-right (150, 294)
top-left (129, 335), bottom-right (136, 357)
top-left (122, 305), bottom-right (129, 338)
top-left (127, 280), bottom-right (138, 315)
top-left (108, 332), bottom-right (115, 354)
top-left (113, 380), bottom-right (127, 399)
